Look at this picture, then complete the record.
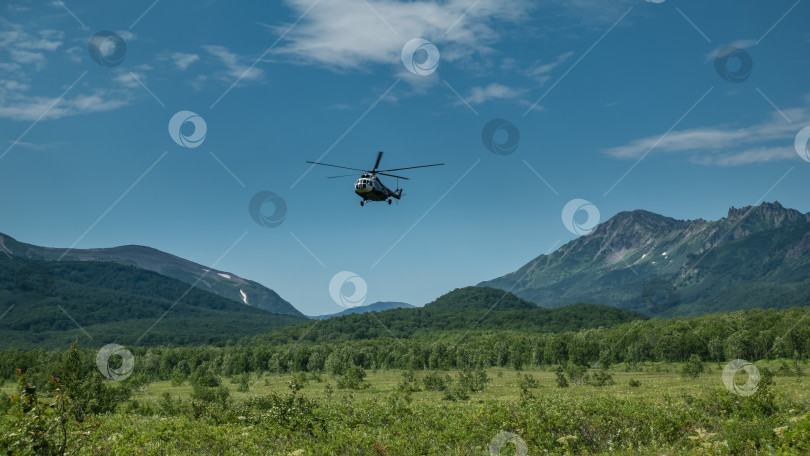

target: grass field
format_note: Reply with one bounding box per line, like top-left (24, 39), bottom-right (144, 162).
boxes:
top-left (3, 360), bottom-right (808, 455)
top-left (121, 361), bottom-right (807, 406)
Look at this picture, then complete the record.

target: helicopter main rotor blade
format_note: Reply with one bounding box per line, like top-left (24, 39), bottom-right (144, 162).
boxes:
top-left (378, 172), bottom-right (410, 180)
top-left (377, 163), bottom-right (445, 172)
top-left (305, 161), bottom-right (369, 173)
top-left (372, 151), bottom-right (383, 172)
top-left (327, 173), bottom-right (362, 179)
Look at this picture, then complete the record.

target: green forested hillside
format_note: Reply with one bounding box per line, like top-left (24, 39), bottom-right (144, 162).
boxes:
top-left (255, 287), bottom-right (646, 345)
top-left (0, 256), bottom-right (308, 349)
top-left (0, 232), bottom-right (303, 316)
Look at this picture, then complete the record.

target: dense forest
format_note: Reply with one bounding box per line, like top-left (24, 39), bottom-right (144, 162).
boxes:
top-left (0, 256), bottom-right (307, 349)
top-left (3, 305), bottom-right (808, 388)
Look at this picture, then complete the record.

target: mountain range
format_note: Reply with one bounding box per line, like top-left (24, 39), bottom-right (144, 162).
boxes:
top-left (0, 233), bottom-right (302, 317)
top-left (479, 201), bottom-right (810, 316)
top-left (0, 254), bottom-right (307, 349)
top-left (2, 201), bottom-right (809, 349)
top-left (310, 301), bottom-right (414, 319)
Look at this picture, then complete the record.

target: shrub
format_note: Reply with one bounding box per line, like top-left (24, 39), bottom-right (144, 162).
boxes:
top-left (564, 364), bottom-right (588, 385)
top-left (682, 354), bottom-right (705, 379)
top-left (1, 370), bottom-right (89, 456)
top-left (519, 374), bottom-right (539, 390)
top-left (422, 371), bottom-right (451, 391)
top-left (237, 373), bottom-right (250, 393)
top-left (555, 366), bottom-right (569, 388)
top-left (629, 378), bottom-right (642, 388)
top-left (457, 368), bottom-right (489, 393)
top-left (442, 382), bottom-right (470, 401)
top-left (337, 366), bottom-right (368, 390)
top-left (397, 371), bottom-right (421, 393)
top-left (587, 368), bottom-right (615, 387)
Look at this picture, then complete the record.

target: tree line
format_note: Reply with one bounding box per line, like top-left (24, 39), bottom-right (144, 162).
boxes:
top-left (3, 306), bottom-right (808, 389)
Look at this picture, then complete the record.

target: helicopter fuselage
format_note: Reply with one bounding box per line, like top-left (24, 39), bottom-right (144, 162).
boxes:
top-left (354, 174), bottom-right (401, 202)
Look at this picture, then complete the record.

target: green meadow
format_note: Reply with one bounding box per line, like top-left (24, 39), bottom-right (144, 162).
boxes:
top-left (3, 360), bottom-right (808, 455)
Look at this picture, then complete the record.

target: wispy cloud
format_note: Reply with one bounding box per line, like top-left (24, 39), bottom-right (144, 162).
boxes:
top-left (203, 45), bottom-right (265, 82)
top-left (464, 83), bottom-right (526, 105)
top-left (0, 90), bottom-right (130, 121)
top-left (273, 0), bottom-right (534, 71)
top-left (705, 39), bottom-right (757, 62)
top-left (0, 21), bottom-right (134, 121)
top-left (604, 106), bottom-right (809, 166)
top-left (527, 51), bottom-right (574, 84)
top-left (171, 52), bottom-right (199, 71)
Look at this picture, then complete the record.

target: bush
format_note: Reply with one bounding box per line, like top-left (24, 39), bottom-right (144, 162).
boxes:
top-left (564, 364), bottom-right (588, 385)
top-left (629, 378), bottom-right (641, 388)
top-left (337, 365), bottom-right (368, 390)
top-left (1, 370), bottom-right (88, 455)
top-left (289, 372), bottom-right (309, 392)
top-left (236, 373), bottom-right (250, 393)
top-left (519, 374), bottom-right (539, 390)
top-left (422, 371), bottom-right (451, 391)
top-left (170, 367), bottom-right (186, 386)
top-left (57, 342), bottom-right (130, 422)
top-left (776, 359), bottom-right (804, 377)
top-left (457, 367), bottom-right (489, 393)
top-left (587, 368), bottom-right (615, 387)
top-left (442, 382), bottom-right (470, 401)
top-left (682, 354), bottom-right (705, 379)
top-left (555, 366), bottom-right (569, 388)
top-left (397, 371), bottom-right (421, 393)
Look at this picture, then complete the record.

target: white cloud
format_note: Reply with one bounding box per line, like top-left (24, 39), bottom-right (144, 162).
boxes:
top-left (0, 89), bottom-right (130, 121)
top-left (527, 51), bottom-right (574, 84)
top-left (272, 0), bottom-right (534, 71)
top-left (465, 83), bottom-right (525, 104)
top-left (604, 107), bottom-right (810, 166)
top-left (16, 29), bottom-right (63, 51)
top-left (203, 45), bottom-right (264, 82)
top-left (692, 147), bottom-right (797, 166)
top-left (171, 52), bottom-right (199, 71)
top-left (113, 72), bottom-right (146, 89)
top-left (189, 74), bottom-right (209, 91)
top-left (65, 46), bottom-right (82, 62)
top-left (10, 49), bottom-right (46, 69)
top-left (705, 39), bottom-right (757, 62)
top-left (0, 21), bottom-right (135, 121)
top-left (114, 30), bottom-right (137, 42)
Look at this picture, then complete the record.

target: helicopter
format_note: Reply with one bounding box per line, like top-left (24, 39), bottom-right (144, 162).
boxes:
top-left (306, 151), bottom-right (444, 206)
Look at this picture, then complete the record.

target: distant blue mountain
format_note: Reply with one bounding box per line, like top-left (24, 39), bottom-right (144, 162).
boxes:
top-left (311, 301), bottom-right (414, 319)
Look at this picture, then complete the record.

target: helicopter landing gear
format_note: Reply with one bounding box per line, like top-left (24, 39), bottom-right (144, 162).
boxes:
top-left (387, 199), bottom-right (392, 205)
top-left (360, 200), bottom-right (365, 207)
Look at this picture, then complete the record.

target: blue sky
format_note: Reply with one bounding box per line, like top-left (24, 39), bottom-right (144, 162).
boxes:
top-left (1, 0), bottom-right (809, 316)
